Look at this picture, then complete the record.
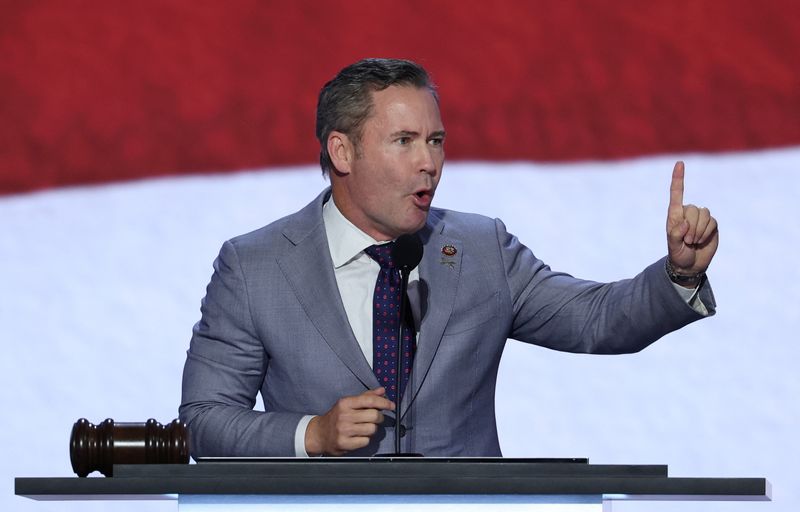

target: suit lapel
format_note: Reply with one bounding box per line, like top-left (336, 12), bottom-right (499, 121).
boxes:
top-left (275, 196), bottom-right (463, 412)
top-left (402, 219), bottom-right (462, 415)
top-left (276, 193), bottom-right (378, 390)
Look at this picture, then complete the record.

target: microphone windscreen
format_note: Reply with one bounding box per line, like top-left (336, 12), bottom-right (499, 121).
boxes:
top-left (393, 233), bottom-right (424, 271)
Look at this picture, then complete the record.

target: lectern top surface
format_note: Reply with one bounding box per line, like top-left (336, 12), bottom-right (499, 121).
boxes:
top-left (195, 457), bottom-right (590, 464)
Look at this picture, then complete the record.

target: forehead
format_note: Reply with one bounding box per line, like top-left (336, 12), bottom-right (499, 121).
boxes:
top-left (365, 85), bottom-right (442, 131)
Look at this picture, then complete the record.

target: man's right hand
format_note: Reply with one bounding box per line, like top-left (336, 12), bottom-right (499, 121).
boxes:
top-left (304, 387), bottom-right (395, 456)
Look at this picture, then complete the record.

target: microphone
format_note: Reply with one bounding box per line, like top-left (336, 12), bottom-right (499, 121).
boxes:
top-left (392, 233), bottom-right (423, 272)
top-left (389, 233), bottom-right (423, 456)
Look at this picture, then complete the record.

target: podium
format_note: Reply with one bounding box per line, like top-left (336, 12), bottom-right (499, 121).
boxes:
top-left (16, 458), bottom-right (771, 511)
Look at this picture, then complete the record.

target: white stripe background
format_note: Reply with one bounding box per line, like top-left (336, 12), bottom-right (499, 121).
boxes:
top-left (2, 149), bottom-right (798, 512)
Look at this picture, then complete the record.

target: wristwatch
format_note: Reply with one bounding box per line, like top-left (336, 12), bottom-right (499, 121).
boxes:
top-left (665, 258), bottom-right (705, 287)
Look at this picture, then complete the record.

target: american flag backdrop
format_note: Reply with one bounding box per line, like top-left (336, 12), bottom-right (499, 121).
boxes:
top-left (2, 2), bottom-right (799, 511)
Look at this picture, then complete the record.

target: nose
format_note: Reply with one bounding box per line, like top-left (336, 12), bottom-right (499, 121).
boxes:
top-left (416, 144), bottom-right (438, 176)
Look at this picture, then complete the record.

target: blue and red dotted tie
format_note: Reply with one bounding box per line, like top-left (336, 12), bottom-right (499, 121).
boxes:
top-left (364, 243), bottom-right (414, 403)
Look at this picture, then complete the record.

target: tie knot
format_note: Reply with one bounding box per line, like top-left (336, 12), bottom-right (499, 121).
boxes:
top-left (364, 242), bottom-right (395, 269)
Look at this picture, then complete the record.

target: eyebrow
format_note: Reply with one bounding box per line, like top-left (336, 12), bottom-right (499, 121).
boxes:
top-left (389, 130), bottom-right (447, 139)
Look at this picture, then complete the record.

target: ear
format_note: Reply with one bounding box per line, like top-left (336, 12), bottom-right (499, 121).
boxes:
top-left (327, 131), bottom-right (355, 175)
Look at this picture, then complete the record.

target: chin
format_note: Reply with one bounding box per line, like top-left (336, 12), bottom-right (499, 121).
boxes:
top-left (403, 216), bottom-right (428, 235)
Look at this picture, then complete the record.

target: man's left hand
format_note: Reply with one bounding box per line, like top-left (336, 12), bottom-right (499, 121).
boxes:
top-left (666, 161), bottom-right (719, 277)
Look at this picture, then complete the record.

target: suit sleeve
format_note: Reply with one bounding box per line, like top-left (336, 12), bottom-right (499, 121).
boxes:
top-left (179, 240), bottom-right (303, 457)
top-left (496, 218), bottom-right (716, 354)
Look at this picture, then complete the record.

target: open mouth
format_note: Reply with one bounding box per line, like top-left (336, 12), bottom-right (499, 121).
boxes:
top-left (412, 189), bottom-right (433, 208)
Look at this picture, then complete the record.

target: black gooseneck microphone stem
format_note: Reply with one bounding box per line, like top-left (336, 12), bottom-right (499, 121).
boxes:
top-left (394, 267), bottom-right (411, 455)
top-left (376, 232), bottom-right (422, 457)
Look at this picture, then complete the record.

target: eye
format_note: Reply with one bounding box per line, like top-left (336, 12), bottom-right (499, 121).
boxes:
top-left (428, 137), bottom-right (444, 147)
top-left (396, 136), bottom-right (411, 145)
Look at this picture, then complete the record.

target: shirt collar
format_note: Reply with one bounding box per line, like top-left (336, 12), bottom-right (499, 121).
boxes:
top-left (323, 196), bottom-right (385, 269)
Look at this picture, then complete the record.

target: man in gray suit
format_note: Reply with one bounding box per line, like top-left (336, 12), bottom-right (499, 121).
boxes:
top-left (180, 58), bottom-right (718, 457)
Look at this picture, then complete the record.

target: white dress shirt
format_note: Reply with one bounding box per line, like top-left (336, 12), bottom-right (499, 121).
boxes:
top-left (322, 197), bottom-right (420, 367)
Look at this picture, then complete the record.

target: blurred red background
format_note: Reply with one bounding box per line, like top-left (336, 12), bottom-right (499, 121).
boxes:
top-left (1, 0), bottom-right (799, 194)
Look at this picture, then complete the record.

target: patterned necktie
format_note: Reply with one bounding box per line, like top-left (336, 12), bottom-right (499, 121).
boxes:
top-left (364, 243), bottom-right (414, 403)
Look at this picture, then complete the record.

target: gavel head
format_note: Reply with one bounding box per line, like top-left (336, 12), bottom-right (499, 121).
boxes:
top-left (70, 418), bottom-right (190, 477)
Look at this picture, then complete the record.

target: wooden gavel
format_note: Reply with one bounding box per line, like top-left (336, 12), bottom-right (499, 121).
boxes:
top-left (70, 418), bottom-right (190, 477)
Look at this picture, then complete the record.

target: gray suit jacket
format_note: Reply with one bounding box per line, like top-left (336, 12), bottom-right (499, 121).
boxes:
top-left (180, 189), bottom-right (714, 457)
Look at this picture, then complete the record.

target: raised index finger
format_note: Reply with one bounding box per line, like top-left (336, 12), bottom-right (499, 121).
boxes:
top-left (669, 161), bottom-right (685, 221)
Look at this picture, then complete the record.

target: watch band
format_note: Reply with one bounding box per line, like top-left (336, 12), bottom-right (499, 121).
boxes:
top-left (665, 258), bottom-right (706, 285)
